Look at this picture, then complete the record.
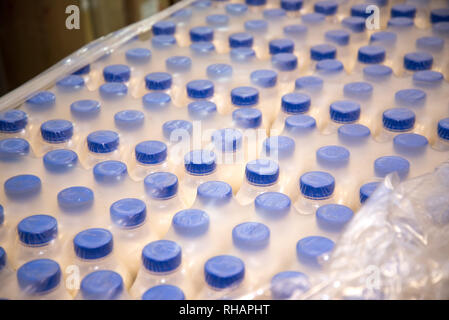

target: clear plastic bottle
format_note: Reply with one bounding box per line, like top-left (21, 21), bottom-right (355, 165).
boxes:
top-left (82, 130), bottom-right (121, 169)
top-left (34, 119), bottom-right (75, 157)
top-left (22, 91), bottom-right (57, 137)
top-left (206, 64), bottom-right (234, 114)
top-left (0, 110), bottom-right (29, 140)
top-left (141, 284), bottom-right (186, 300)
top-left (109, 198), bottom-right (156, 277)
top-left (271, 93), bottom-right (311, 135)
top-left (130, 140), bottom-right (170, 181)
top-left (294, 235), bottom-right (335, 276)
top-left (130, 240), bottom-right (192, 299)
top-left (271, 53), bottom-right (298, 90)
top-left (433, 118), bottom-right (449, 151)
top-left (250, 69), bottom-right (281, 123)
top-left (245, 19), bottom-right (270, 59)
top-left (358, 181), bottom-right (381, 206)
top-left (322, 100), bottom-right (361, 135)
top-left (113, 109), bottom-right (146, 157)
top-left (0, 247), bottom-right (15, 299)
top-left (229, 86), bottom-right (260, 116)
top-left (294, 171), bottom-right (336, 215)
top-left (373, 155), bottom-right (411, 181)
top-left (12, 215), bottom-right (62, 269)
top-left (76, 270), bottom-right (130, 300)
top-left (375, 107), bottom-right (416, 143)
top-left (235, 159), bottom-right (281, 206)
top-left (166, 56), bottom-right (193, 104)
top-left (14, 259), bottom-right (72, 300)
top-left (315, 203), bottom-right (354, 241)
top-left (270, 270), bottom-right (310, 300)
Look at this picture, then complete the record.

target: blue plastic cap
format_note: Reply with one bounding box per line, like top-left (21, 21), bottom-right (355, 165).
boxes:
top-left (58, 186), bottom-right (94, 212)
top-left (438, 118), bottom-right (449, 140)
top-left (186, 79), bottom-right (214, 99)
top-left (342, 17), bottom-right (366, 33)
top-left (152, 21), bottom-right (176, 35)
top-left (99, 83), bottom-right (128, 100)
top-left (358, 45), bottom-right (386, 64)
top-left (142, 92), bottom-right (171, 110)
top-left (4, 174), bottom-right (41, 199)
top-left (416, 36), bottom-right (444, 52)
top-left (263, 8), bottom-right (286, 20)
top-left (404, 52), bottom-right (433, 71)
top-left (56, 75), bottom-right (84, 91)
top-left (230, 47), bottom-right (256, 62)
top-left (135, 140), bottom-right (167, 165)
top-left (80, 270), bottom-right (124, 300)
top-left (363, 65), bottom-right (393, 81)
top-left (351, 3), bottom-right (374, 18)
top-left (0, 247), bottom-right (5, 271)
top-left (393, 133), bottom-right (428, 156)
top-left (255, 192), bottom-right (291, 220)
top-left (103, 64), bottom-right (131, 83)
top-left (0, 138), bottom-right (30, 161)
top-left (0, 110), bottom-right (27, 133)
top-left (388, 17), bottom-right (414, 28)
top-left (184, 150), bottom-right (216, 175)
top-left (271, 271), bottom-right (310, 299)
top-left (338, 124), bottom-right (371, 145)
top-left (93, 161), bottom-right (127, 184)
top-left (250, 70), bottom-right (277, 89)
top-left (232, 108), bottom-right (262, 128)
top-left (114, 110), bottom-right (144, 130)
top-left (300, 171), bottom-right (335, 199)
top-left (374, 155), bottom-right (410, 179)
top-left (229, 32), bottom-right (253, 48)
top-left (171, 8), bottom-right (192, 20)
top-left (206, 14), bottom-right (229, 28)
top-left (395, 89), bottom-right (426, 107)
top-left (204, 255), bottom-right (245, 289)
top-left (73, 64), bottom-right (90, 75)
top-left (263, 136), bottom-right (295, 159)
top-left (343, 82), bottom-right (373, 100)
top-left (190, 26), bottom-right (213, 42)
top-left (188, 101), bottom-right (217, 120)
top-left (197, 181), bottom-right (232, 206)
top-left (246, 159), bottom-right (279, 186)
top-left (295, 76), bottom-right (323, 92)
top-left (142, 285), bottom-right (185, 300)
top-left (311, 44), bottom-right (337, 61)
top-left (431, 8), bottom-right (449, 24)
top-left (125, 48), bottom-right (151, 65)
top-left (246, 0), bottom-right (266, 5)
top-left (302, 13), bottom-right (325, 25)
top-left (413, 70), bottom-right (444, 88)
top-left (330, 100), bottom-right (361, 123)
top-left (18, 215), bottom-right (58, 246)
top-left (74, 228), bottom-right (113, 260)
top-left (316, 204), bottom-right (353, 232)
top-left (212, 128), bottom-right (242, 152)
top-left (231, 86), bottom-right (259, 106)
top-left (26, 91), bottom-right (56, 109)
top-left (296, 236), bottom-right (335, 268)
top-left (269, 39), bottom-right (294, 55)
top-left (172, 209), bottom-right (210, 237)
top-left (226, 3), bottom-right (248, 16)
top-left (17, 259), bottom-right (61, 294)
top-left (162, 120), bottom-right (193, 141)
top-left (391, 4), bottom-right (416, 18)
top-left (272, 53), bottom-right (298, 71)
top-left (359, 181), bottom-right (379, 203)
top-left (43, 149), bottom-right (78, 173)
top-left (316, 145), bottom-right (350, 169)
top-left (285, 115), bottom-right (317, 135)
top-left (282, 93), bottom-right (311, 114)
top-left (283, 24), bottom-right (308, 39)
top-left (207, 64), bottom-right (233, 81)
top-left (232, 222), bottom-right (270, 251)
top-left (281, 0), bottom-right (303, 11)
top-left (382, 108), bottom-right (415, 132)
top-left (40, 119), bottom-right (73, 143)
top-left (325, 29), bottom-right (350, 46)
top-left (433, 22), bottom-right (449, 37)
top-left (166, 56), bottom-right (192, 73)
top-left (0, 205), bottom-right (3, 226)
top-left (145, 72), bottom-right (172, 91)
top-left (315, 0), bottom-right (338, 15)
top-left (316, 59), bottom-right (344, 74)
top-left (110, 198), bottom-right (146, 228)
top-left (190, 41), bottom-right (215, 56)
top-left (151, 35), bottom-right (177, 49)
top-left (370, 31), bottom-right (397, 47)
top-left (144, 172), bottom-right (178, 199)
top-left (87, 130), bottom-right (119, 153)
top-left (70, 100), bottom-right (100, 119)
top-left (245, 20), bottom-right (268, 33)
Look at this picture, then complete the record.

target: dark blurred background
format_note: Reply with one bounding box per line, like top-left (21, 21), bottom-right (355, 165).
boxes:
top-left (0, 0), bottom-right (182, 96)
